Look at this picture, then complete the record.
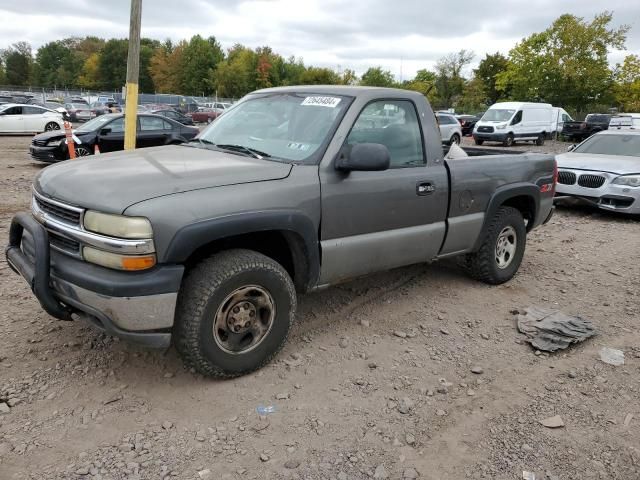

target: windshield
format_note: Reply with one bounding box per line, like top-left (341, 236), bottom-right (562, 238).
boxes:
top-left (573, 134), bottom-right (640, 157)
top-left (481, 109), bottom-right (515, 122)
top-left (76, 114), bottom-right (119, 132)
top-left (196, 93), bottom-right (350, 163)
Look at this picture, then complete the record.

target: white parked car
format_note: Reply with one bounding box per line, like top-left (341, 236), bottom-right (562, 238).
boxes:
top-left (609, 113), bottom-right (640, 130)
top-left (0, 104), bottom-right (64, 134)
top-left (473, 102), bottom-right (554, 146)
top-left (556, 130), bottom-right (640, 215)
top-left (436, 112), bottom-right (462, 145)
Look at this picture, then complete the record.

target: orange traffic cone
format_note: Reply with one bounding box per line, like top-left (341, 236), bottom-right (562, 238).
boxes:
top-left (94, 143), bottom-right (101, 155)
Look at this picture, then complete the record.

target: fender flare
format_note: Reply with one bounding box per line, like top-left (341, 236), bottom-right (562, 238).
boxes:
top-left (162, 210), bottom-right (320, 290)
top-left (472, 183), bottom-right (540, 251)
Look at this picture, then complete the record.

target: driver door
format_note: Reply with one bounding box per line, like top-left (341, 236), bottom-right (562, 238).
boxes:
top-left (318, 99), bottom-right (449, 285)
top-left (98, 117), bottom-right (126, 152)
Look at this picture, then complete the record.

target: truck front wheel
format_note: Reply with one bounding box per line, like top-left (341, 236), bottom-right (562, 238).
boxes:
top-left (465, 206), bottom-right (526, 285)
top-left (174, 249), bottom-right (296, 378)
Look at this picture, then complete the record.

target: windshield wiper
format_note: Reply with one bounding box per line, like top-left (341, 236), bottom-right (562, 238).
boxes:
top-left (216, 144), bottom-right (271, 159)
top-left (182, 138), bottom-right (216, 148)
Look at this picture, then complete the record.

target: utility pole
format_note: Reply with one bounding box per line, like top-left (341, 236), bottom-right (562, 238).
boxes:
top-left (124, 0), bottom-right (142, 150)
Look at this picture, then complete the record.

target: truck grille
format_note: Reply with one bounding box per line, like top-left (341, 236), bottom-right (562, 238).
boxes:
top-left (578, 174), bottom-right (606, 188)
top-left (49, 231), bottom-right (80, 254)
top-left (32, 138), bottom-right (48, 147)
top-left (477, 126), bottom-right (494, 133)
top-left (558, 171), bottom-right (577, 185)
top-left (34, 195), bottom-right (82, 225)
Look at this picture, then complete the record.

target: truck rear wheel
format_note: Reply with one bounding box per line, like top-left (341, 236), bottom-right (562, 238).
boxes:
top-left (474, 138), bottom-right (484, 146)
top-left (503, 134), bottom-right (515, 147)
top-left (174, 249), bottom-right (296, 378)
top-left (465, 206), bottom-right (526, 285)
top-left (535, 134), bottom-right (545, 146)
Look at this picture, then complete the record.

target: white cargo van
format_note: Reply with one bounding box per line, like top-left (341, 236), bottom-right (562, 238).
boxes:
top-left (551, 107), bottom-right (573, 134)
top-left (473, 102), bottom-right (554, 146)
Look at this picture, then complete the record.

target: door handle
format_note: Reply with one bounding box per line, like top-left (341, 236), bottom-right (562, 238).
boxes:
top-left (416, 181), bottom-right (435, 196)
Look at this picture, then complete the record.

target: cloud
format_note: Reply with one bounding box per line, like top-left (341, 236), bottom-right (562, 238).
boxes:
top-left (0, 0), bottom-right (638, 80)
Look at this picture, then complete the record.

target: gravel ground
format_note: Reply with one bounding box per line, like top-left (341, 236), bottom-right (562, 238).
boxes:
top-left (0, 135), bottom-right (639, 480)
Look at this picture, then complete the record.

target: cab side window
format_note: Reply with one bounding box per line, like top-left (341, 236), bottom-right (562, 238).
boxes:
top-left (347, 100), bottom-right (424, 168)
top-left (108, 118), bottom-right (125, 133)
top-left (511, 111), bottom-right (523, 124)
top-left (4, 106), bottom-right (23, 115)
top-left (24, 106), bottom-right (44, 115)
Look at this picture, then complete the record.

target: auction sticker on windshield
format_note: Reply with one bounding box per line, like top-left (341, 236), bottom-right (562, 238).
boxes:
top-left (301, 96), bottom-right (341, 108)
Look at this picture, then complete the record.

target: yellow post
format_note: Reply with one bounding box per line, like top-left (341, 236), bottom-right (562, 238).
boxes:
top-left (124, 0), bottom-right (142, 150)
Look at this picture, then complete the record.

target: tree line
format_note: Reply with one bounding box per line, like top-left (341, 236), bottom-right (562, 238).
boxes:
top-left (0, 11), bottom-right (638, 114)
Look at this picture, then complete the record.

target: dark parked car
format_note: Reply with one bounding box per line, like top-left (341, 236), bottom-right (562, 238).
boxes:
top-left (152, 109), bottom-right (194, 126)
top-left (562, 113), bottom-right (612, 141)
top-left (29, 113), bottom-right (199, 162)
top-left (456, 114), bottom-right (481, 136)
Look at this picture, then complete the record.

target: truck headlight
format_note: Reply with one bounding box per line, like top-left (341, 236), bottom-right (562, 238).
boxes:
top-left (495, 123), bottom-right (507, 130)
top-left (612, 175), bottom-right (640, 187)
top-left (83, 247), bottom-right (156, 271)
top-left (83, 210), bottom-right (153, 238)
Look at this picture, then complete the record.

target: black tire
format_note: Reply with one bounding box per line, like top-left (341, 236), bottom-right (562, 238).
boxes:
top-left (503, 134), bottom-right (515, 147)
top-left (465, 206), bottom-right (526, 285)
top-left (45, 122), bottom-right (60, 131)
top-left (474, 138), bottom-right (484, 146)
top-left (535, 134), bottom-right (545, 146)
top-left (174, 249), bottom-right (296, 378)
top-left (450, 133), bottom-right (461, 145)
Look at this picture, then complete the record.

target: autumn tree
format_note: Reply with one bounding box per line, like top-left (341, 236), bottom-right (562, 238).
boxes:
top-left (497, 12), bottom-right (628, 113)
top-left (613, 54), bottom-right (640, 112)
top-left (433, 50), bottom-right (474, 109)
top-left (360, 67), bottom-right (395, 87)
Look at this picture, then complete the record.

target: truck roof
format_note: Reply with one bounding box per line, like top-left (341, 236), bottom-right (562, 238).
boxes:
top-left (489, 101), bottom-right (552, 109)
top-left (252, 85), bottom-right (426, 99)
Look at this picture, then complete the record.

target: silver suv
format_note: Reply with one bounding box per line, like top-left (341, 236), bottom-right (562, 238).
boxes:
top-left (436, 113), bottom-right (462, 145)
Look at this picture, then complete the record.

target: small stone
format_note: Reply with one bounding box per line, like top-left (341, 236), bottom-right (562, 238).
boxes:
top-left (480, 333), bottom-right (490, 340)
top-left (198, 469), bottom-right (213, 479)
top-left (368, 362), bottom-right (378, 369)
top-left (426, 389), bottom-right (434, 396)
top-left (599, 347), bottom-right (624, 366)
top-left (260, 453), bottom-right (270, 462)
top-left (374, 464), bottom-right (389, 479)
top-left (162, 421), bottom-right (173, 430)
top-left (439, 328), bottom-right (450, 335)
top-left (568, 371), bottom-right (577, 379)
top-left (284, 459), bottom-right (300, 469)
top-left (405, 433), bottom-right (415, 445)
top-left (392, 438), bottom-right (402, 447)
top-left (7, 398), bottom-right (21, 407)
top-left (467, 389), bottom-right (476, 396)
top-left (339, 338), bottom-right (349, 349)
top-left (470, 366), bottom-right (484, 374)
top-left (437, 386), bottom-right (448, 394)
top-left (435, 409), bottom-right (447, 417)
top-left (275, 392), bottom-right (290, 400)
top-left (403, 468), bottom-right (419, 479)
top-left (75, 467), bottom-right (90, 475)
top-left (394, 330), bottom-right (407, 339)
top-left (522, 443), bottom-right (534, 452)
top-left (163, 372), bottom-right (174, 378)
top-left (540, 415), bottom-right (564, 428)
top-left (0, 403), bottom-right (10, 414)
top-left (360, 319), bottom-right (370, 327)
top-left (397, 397), bottom-right (414, 414)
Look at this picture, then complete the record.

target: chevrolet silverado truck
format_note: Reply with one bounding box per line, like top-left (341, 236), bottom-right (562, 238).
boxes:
top-left (6, 86), bottom-right (557, 378)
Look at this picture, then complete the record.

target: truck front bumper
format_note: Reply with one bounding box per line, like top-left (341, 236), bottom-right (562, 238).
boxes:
top-left (473, 132), bottom-right (508, 142)
top-left (5, 212), bottom-right (184, 348)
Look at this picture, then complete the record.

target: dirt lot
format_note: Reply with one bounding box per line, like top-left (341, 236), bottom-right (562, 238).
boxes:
top-left (0, 135), bottom-right (639, 480)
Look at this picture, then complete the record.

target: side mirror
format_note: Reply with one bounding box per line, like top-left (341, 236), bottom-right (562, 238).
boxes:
top-left (335, 143), bottom-right (390, 172)
top-left (567, 144), bottom-right (576, 152)
top-left (100, 128), bottom-right (112, 135)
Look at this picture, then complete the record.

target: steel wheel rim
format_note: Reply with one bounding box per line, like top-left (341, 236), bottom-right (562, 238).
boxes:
top-left (495, 226), bottom-right (517, 269)
top-left (452, 135), bottom-right (460, 145)
top-left (75, 147), bottom-right (91, 157)
top-left (213, 285), bottom-right (275, 355)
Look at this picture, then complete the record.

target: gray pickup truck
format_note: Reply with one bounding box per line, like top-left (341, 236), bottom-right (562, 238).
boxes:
top-left (6, 86), bottom-right (556, 377)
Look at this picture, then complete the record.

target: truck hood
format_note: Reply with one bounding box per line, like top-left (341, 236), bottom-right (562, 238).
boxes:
top-left (556, 152), bottom-right (640, 175)
top-left (34, 145), bottom-right (293, 213)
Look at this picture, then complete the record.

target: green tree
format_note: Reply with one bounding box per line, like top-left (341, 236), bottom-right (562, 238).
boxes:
top-left (496, 12), bottom-right (628, 113)
top-left (280, 56), bottom-right (306, 86)
top-left (2, 42), bottom-right (33, 86)
top-left (140, 38), bottom-right (161, 92)
top-left (78, 52), bottom-right (100, 89)
top-left (456, 77), bottom-right (487, 113)
top-left (299, 66), bottom-right (340, 85)
top-left (181, 35), bottom-right (224, 95)
top-left (214, 46), bottom-right (256, 97)
top-left (360, 67), bottom-right (396, 87)
top-left (33, 40), bottom-right (76, 87)
top-left (0, 57), bottom-right (5, 84)
top-left (98, 38), bottom-right (128, 90)
top-left (474, 52), bottom-right (509, 105)
top-left (340, 68), bottom-right (358, 85)
top-left (613, 54), bottom-right (640, 112)
top-left (433, 50), bottom-right (474, 109)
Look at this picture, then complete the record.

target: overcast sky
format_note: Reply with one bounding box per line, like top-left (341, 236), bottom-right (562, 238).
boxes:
top-left (0, 0), bottom-right (638, 80)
